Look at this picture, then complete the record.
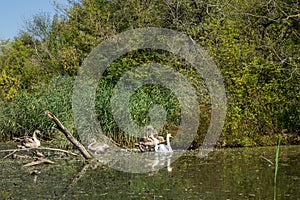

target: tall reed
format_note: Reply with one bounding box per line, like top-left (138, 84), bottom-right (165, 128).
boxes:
top-left (273, 137), bottom-right (280, 200)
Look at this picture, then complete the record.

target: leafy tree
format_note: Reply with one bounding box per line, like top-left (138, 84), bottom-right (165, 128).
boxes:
top-left (0, 0), bottom-right (299, 145)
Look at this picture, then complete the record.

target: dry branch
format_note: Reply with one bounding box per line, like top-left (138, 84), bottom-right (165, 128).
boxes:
top-left (45, 110), bottom-right (93, 159)
top-left (39, 147), bottom-right (78, 156)
top-left (2, 150), bottom-right (17, 159)
top-left (0, 147), bottom-right (78, 156)
top-left (23, 158), bottom-right (55, 167)
top-left (12, 154), bottom-right (32, 159)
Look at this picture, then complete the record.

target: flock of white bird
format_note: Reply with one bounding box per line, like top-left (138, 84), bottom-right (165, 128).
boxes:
top-left (19, 125), bottom-right (173, 154)
top-left (137, 125), bottom-right (173, 153)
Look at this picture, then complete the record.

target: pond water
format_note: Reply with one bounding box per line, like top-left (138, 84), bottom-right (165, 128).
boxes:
top-left (0, 145), bottom-right (299, 199)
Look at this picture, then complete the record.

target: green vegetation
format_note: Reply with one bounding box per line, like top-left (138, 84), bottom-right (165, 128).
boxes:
top-left (0, 0), bottom-right (299, 147)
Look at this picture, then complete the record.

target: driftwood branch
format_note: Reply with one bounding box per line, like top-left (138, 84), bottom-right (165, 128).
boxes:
top-left (0, 147), bottom-right (78, 156)
top-left (2, 150), bottom-right (17, 159)
top-left (40, 147), bottom-right (78, 156)
top-left (45, 110), bottom-right (92, 159)
top-left (23, 158), bottom-right (55, 167)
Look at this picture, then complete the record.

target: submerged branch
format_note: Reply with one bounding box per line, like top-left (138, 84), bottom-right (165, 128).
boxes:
top-left (62, 163), bottom-right (91, 198)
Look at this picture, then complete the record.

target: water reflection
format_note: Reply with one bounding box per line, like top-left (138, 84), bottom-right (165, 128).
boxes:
top-left (1, 145), bottom-right (299, 199)
top-left (94, 150), bottom-right (176, 173)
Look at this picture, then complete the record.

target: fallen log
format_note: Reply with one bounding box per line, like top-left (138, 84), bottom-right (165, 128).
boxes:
top-left (45, 111), bottom-right (92, 159)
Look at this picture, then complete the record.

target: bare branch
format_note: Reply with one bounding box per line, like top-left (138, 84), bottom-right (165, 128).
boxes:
top-left (45, 110), bottom-right (93, 159)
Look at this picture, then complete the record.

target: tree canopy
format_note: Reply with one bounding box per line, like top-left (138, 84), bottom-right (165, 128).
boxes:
top-left (0, 0), bottom-right (299, 147)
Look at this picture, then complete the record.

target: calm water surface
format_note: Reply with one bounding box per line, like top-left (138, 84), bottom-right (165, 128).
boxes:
top-left (0, 145), bottom-right (299, 199)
